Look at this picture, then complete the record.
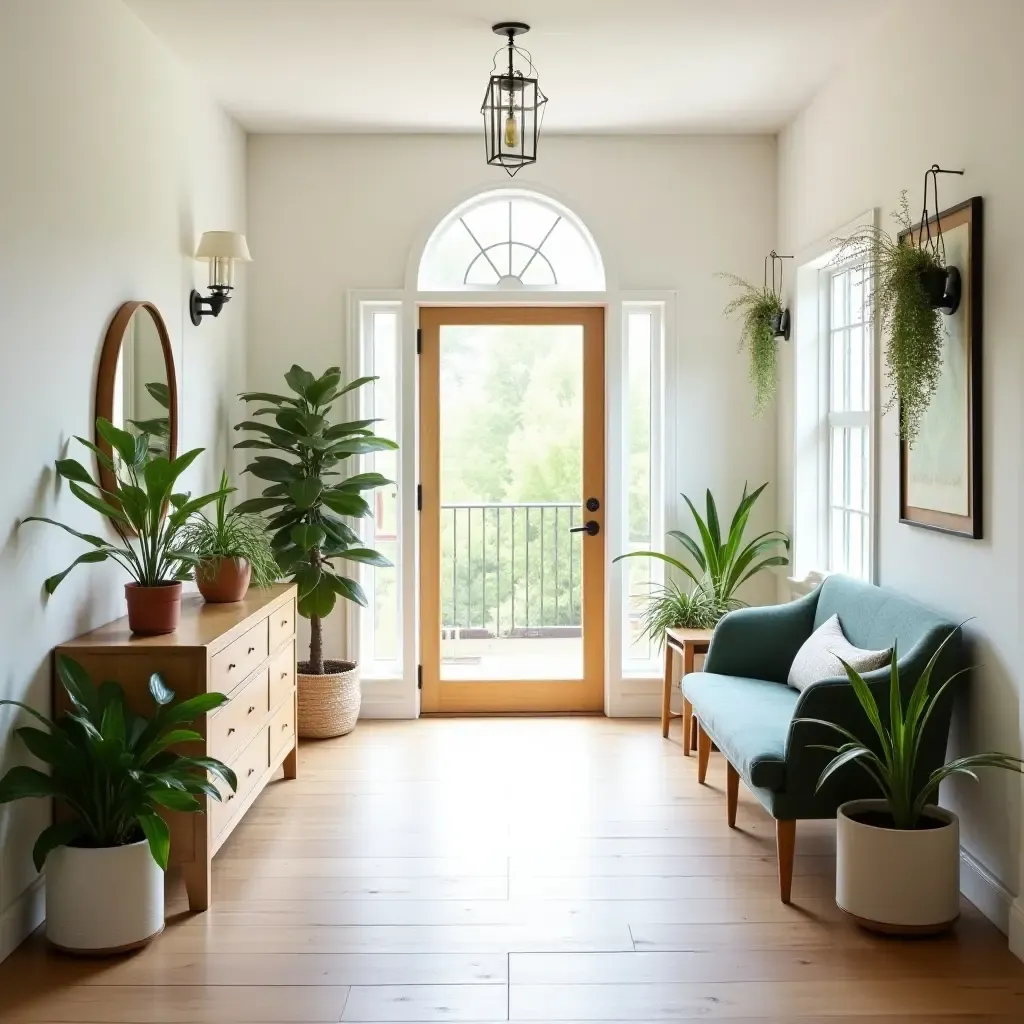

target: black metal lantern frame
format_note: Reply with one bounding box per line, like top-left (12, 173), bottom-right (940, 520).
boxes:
top-left (481, 22), bottom-right (547, 177)
top-left (916, 163), bottom-right (965, 315)
top-left (766, 250), bottom-right (794, 341)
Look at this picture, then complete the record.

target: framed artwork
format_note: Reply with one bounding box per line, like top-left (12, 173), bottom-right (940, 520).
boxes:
top-left (898, 196), bottom-right (983, 538)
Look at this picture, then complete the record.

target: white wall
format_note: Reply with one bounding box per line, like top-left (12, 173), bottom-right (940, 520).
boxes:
top-left (246, 133), bottom-right (780, 709)
top-left (0, 0), bottom-right (246, 959)
top-left (777, 0), bottom-right (1024, 944)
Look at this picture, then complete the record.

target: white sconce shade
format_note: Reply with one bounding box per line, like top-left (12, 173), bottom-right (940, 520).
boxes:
top-left (190, 231), bottom-right (252, 326)
top-left (195, 231), bottom-right (252, 262)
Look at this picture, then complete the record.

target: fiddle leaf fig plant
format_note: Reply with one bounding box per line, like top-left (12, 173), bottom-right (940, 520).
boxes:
top-left (0, 655), bottom-right (237, 870)
top-left (831, 192), bottom-right (946, 446)
top-left (23, 418), bottom-right (230, 591)
top-left (718, 273), bottom-right (785, 416)
top-left (234, 366), bottom-right (398, 676)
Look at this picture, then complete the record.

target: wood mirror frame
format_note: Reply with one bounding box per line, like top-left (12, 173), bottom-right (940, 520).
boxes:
top-left (95, 301), bottom-right (178, 496)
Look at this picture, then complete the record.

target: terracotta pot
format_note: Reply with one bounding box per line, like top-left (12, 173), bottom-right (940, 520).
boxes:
top-left (836, 799), bottom-right (960, 934)
top-left (124, 581), bottom-right (182, 635)
top-left (297, 661), bottom-right (360, 739)
top-left (197, 556), bottom-right (252, 603)
top-left (46, 839), bottom-right (164, 954)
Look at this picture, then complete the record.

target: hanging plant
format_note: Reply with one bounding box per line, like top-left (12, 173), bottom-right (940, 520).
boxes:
top-left (718, 252), bottom-right (792, 417)
top-left (832, 167), bottom-right (964, 446)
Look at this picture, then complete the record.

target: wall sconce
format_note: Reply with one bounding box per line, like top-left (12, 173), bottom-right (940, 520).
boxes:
top-left (189, 231), bottom-right (251, 326)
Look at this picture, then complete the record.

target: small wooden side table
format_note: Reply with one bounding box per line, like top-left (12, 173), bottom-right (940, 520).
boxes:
top-left (662, 626), bottom-right (713, 754)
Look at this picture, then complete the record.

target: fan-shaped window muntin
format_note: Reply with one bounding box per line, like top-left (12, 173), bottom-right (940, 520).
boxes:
top-left (418, 191), bottom-right (604, 291)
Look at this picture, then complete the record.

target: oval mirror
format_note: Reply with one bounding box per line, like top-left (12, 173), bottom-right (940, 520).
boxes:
top-left (95, 301), bottom-right (178, 494)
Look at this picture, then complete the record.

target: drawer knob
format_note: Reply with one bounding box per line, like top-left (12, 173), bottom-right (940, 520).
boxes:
top-left (247, 767), bottom-right (255, 777)
top-left (228, 727), bottom-right (236, 736)
top-left (248, 646), bottom-right (256, 654)
top-left (280, 671), bottom-right (288, 679)
top-left (248, 705), bottom-right (255, 714)
top-left (228, 663), bottom-right (237, 671)
top-left (227, 794), bottom-right (235, 802)
top-left (281, 723), bottom-right (288, 730)
top-left (281, 619), bottom-right (288, 626)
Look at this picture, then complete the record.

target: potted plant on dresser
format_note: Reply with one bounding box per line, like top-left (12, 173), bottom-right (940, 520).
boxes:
top-left (0, 656), bottom-right (236, 953)
top-left (234, 365), bottom-right (397, 739)
top-left (181, 470), bottom-right (280, 602)
top-left (23, 418), bottom-right (229, 634)
top-left (797, 630), bottom-right (1024, 933)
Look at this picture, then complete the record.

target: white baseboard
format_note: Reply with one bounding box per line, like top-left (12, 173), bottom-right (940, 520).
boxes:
top-left (0, 877), bottom-right (44, 963)
top-left (359, 679), bottom-right (417, 719)
top-left (1009, 899), bottom-right (1024, 962)
top-left (607, 677), bottom-right (662, 718)
top-left (960, 847), bottom-right (1012, 935)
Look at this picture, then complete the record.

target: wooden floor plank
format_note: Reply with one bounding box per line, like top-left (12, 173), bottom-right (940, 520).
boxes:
top-left (0, 718), bottom-right (1020, 1024)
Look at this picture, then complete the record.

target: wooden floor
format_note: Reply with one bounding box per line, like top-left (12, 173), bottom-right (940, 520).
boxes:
top-left (2, 717), bottom-right (1023, 1021)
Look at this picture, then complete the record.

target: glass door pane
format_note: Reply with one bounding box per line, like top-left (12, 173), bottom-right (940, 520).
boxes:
top-left (438, 324), bottom-right (584, 681)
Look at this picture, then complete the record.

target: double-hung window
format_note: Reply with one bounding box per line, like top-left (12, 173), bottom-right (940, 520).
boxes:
top-left (825, 262), bottom-right (872, 580)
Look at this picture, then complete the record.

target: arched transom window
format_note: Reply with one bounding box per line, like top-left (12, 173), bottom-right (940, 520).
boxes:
top-left (418, 190), bottom-right (605, 291)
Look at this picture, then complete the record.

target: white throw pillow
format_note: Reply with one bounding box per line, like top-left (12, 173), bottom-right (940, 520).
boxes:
top-left (787, 614), bottom-right (892, 692)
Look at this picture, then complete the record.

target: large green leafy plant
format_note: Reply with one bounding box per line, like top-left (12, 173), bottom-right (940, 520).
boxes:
top-left (718, 274), bottom-right (785, 416)
top-left (832, 193), bottom-right (947, 446)
top-left (615, 483), bottom-right (789, 621)
top-left (24, 418), bottom-right (229, 591)
top-left (234, 366), bottom-right (397, 675)
top-left (634, 576), bottom-right (726, 643)
top-left (0, 656), bottom-right (236, 869)
top-left (796, 630), bottom-right (1024, 830)
top-left (181, 470), bottom-right (280, 589)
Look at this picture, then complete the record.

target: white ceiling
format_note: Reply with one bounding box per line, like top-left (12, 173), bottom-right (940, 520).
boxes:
top-left (125, 0), bottom-right (894, 134)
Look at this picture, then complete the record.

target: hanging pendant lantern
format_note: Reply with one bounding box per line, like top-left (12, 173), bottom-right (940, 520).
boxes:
top-left (481, 22), bottom-right (547, 176)
top-left (766, 250), bottom-right (794, 341)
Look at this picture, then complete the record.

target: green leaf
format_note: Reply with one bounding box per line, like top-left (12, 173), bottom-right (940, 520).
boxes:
top-left (145, 381), bottom-right (170, 409)
top-left (15, 726), bottom-right (75, 767)
top-left (147, 674), bottom-right (174, 707)
top-left (338, 472), bottom-right (393, 491)
top-left (234, 496), bottom-right (288, 514)
top-left (56, 656), bottom-right (99, 719)
top-left (324, 419), bottom-right (382, 441)
top-left (284, 365), bottom-right (317, 397)
top-left (32, 820), bottom-right (88, 872)
top-left (55, 459), bottom-right (96, 486)
top-left (336, 375), bottom-right (378, 397)
top-left (143, 457), bottom-right (177, 504)
top-left (289, 478), bottom-right (324, 510)
top-left (149, 789), bottom-right (201, 812)
top-left (321, 490), bottom-right (371, 518)
top-left (325, 437), bottom-right (399, 457)
top-left (246, 457), bottom-right (302, 484)
top-left (21, 517), bottom-right (109, 550)
top-left (329, 574), bottom-right (368, 608)
top-left (73, 436), bottom-right (117, 473)
top-left (0, 765), bottom-right (59, 803)
top-left (295, 563), bottom-right (322, 598)
top-left (96, 418), bottom-right (138, 465)
top-left (67, 481), bottom-right (130, 526)
top-left (137, 813), bottom-right (171, 870)
top-left (297, 574), bottom-right (338, 618)
top-left (238, 391), bottom-right (301, 406)
top-left (291, 523), bottom-right (327, 551)
top-left (304, 370), bottom-right (343, 407)
top-left (338, 547), bottom-right (393, 568)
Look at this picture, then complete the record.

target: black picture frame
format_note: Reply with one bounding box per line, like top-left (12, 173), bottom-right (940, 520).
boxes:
top-left (898, 196), bottom-right (983, 539)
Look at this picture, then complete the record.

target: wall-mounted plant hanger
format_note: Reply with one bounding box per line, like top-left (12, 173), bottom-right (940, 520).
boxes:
top-left (717, 250), bottom-right (793, 417)
top-left (830, 163), bottom-right (966, 445)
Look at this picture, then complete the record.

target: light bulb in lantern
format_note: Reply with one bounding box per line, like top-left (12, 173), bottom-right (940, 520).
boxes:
top-left (504, 112), bottom-right (520, 148)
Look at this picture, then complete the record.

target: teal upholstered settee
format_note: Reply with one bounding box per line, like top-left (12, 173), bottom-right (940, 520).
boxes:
top-left (682, 575), bottom-right (964, 903)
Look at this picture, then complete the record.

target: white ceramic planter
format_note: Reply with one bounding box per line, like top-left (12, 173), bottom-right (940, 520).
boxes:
top-left (46, 839), bottom-right (164, 954)
top-left (836, 799), bottom-right (960, 934)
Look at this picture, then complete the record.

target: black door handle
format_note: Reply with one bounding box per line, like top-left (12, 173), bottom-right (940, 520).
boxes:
top-left (569, 520), bottom-right (600, 537)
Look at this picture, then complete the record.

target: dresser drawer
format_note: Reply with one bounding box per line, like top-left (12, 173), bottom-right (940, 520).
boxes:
top-left (270, 698), bottom-right (295, 761)
top-left (209, 667), bottom-right (269, 763)
top-left (211, 619), bottom-right (269, 695)
top-left (211, 726), bottom-right (269, 839)
top-left (269, 598), bottom-right (296, 652)
top-left (270, 641), bottom-right (295, 710)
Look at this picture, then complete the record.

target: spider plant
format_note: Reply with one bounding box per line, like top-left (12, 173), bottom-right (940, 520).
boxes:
top-left (180, 471), bottom-right (280, 588)
top-left (718, 273), bottom-right (785, 416)
top-left (831, 192), bottom-right (947, 446)
top-left (636, 577), bottom-right (725, 646)
top-left (796, 628), bottom-right (1024, 830)
top-left (0, 655), bottom-right (236, 870)
top-left (615, 482), bottom-right (789, 611)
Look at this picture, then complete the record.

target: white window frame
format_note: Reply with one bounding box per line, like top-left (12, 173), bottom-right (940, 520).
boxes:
top-left (823, 261), bottom-right (873, 581)
top-left (620, 300), bottom-right (667, 677)
top-left (790, 211), bottom-right (879, 591)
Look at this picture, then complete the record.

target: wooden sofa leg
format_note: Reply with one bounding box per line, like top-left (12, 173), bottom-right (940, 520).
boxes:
top-left (776, 819), bottom-right (796, 904)
top-left (726, 761), bottom-right (739, 828)
top-left (696, 721), bottom-right (711, 785)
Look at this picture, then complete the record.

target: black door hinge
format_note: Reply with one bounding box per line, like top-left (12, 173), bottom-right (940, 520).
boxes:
top-left (417, 664), bottom-right (423, 690)
top-left (416, 327), bottom-right (422, 354)
top-left (417, 483), bottom-right (423, 511)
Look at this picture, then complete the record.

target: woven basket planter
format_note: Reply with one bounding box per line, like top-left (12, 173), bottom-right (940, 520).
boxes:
top-left (297, 660), bottom-right (361, 739)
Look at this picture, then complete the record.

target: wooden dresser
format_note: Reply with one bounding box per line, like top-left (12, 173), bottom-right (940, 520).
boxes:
top-left (56, 584), bottom-right (298, 911)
